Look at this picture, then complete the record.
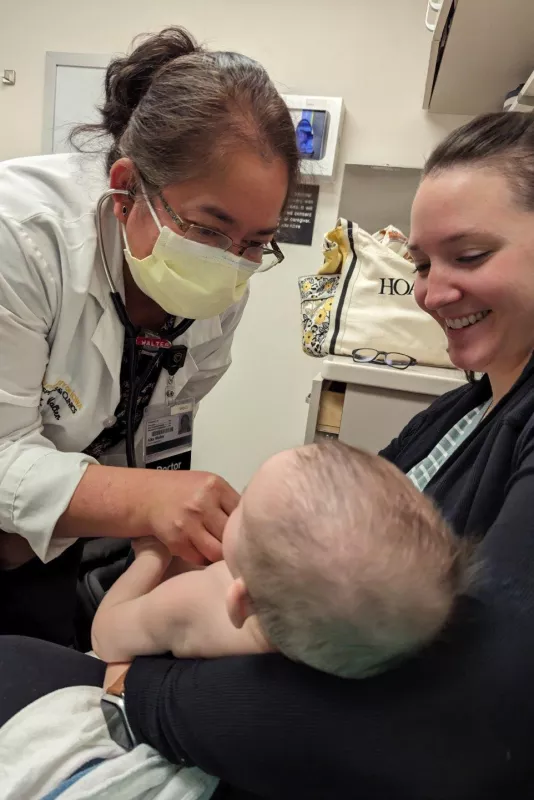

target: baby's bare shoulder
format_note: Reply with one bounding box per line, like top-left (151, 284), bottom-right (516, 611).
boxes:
top-left (161, 560), bottom-right (232, 602)
top-left (201, 560), bottom-right (234, 591)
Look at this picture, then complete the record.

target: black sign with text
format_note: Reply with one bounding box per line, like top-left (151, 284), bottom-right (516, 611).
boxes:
top-left (145, 450), bottom-right (191, 471)
top-left (277, 184), bottom-right (319, 247)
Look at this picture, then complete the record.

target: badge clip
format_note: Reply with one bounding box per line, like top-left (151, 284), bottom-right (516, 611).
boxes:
top-left (163, 345), bottom-right (188, 376)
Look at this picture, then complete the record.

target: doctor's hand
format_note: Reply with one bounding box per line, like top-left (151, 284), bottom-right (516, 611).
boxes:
top-left (54, 465), bottom-right (239, 567)
top-left (141, 471), bottom-right (240, 565)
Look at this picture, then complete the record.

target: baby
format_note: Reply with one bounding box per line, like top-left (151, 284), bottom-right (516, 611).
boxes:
top-left (92, 441), bottom-right (468, 679)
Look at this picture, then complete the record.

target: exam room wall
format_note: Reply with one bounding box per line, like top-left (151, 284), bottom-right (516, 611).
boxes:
top-left (0, 0), bottom-right (468, 490)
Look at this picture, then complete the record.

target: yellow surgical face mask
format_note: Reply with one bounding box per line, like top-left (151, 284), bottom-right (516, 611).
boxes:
top-left (123, 193), bottom-right (254, 320)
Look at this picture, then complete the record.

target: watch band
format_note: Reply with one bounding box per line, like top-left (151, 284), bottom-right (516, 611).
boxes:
top-left (101, 667), bottom-right (136, 751)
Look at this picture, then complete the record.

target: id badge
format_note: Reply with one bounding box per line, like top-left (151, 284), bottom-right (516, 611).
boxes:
top-left (143, 398), bottom-right (195, 471)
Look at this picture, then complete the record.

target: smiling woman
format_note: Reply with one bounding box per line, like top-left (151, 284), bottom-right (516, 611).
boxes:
top-left (410, 113), bottom-right (534, 405)
top-left (109, 114), bottom-right (534, 800)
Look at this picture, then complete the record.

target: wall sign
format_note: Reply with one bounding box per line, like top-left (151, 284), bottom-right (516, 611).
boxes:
top-left (277, 184), bottom-right (319, 247)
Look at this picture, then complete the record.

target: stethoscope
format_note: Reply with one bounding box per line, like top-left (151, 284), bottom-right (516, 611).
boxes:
top-left (95, 189), bottom-right (194, 468)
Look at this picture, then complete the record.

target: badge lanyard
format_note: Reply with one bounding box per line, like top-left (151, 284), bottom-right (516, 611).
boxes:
top-left (124, 322), bottom-right (193, 468)
top-left (96, 190), bottom-right (194, 469)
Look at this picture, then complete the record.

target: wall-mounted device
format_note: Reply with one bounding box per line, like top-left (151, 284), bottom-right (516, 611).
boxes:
top-left (2, 70), bottom-right (16, 86)
top-left (282, 95), bottom-right (344, 180)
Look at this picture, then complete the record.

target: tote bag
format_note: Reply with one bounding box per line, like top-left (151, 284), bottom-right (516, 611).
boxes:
top-left (300, 219), bottom-right (451, 368)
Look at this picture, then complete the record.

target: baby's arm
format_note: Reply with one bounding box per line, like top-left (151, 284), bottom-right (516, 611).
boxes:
top-left (91, 538), bottom-right (172, 661)
top-left (92, 539), bottom-right (266, 663)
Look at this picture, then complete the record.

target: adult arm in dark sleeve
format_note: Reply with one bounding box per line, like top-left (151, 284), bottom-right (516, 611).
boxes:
top-left (379, 403), bottom-right (432, 462)
top-left (379, 381), bottom-right (478, 464)
top-left (125, 439), bottom-right (534, 800)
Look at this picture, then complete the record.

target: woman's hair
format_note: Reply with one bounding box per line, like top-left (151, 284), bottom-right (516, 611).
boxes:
top-left (423, 112), bottom-right (534, 211)
top-left (71, 26), bottom-right (299, 198)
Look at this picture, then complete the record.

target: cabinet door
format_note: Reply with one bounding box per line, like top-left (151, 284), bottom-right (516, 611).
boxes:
top-left (339, 382), bottom-right (434, 453)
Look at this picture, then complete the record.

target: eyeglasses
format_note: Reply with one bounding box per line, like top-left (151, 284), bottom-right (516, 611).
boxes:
top-left (352, 348), bottom-right (417, 370)
top-left (159, 194), bottom-right (285, 272)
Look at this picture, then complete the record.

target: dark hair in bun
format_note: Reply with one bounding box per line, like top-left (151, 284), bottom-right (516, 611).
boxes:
top-left (72, 26), bottom-right (299, 199)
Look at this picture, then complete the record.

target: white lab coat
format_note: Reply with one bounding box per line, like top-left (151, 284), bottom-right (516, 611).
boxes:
top-left (0, 153), bottom-right (247, 562)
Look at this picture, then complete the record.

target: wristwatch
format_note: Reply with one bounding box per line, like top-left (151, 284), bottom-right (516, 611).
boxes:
top-left (101, 669), bottom-right (137, 751)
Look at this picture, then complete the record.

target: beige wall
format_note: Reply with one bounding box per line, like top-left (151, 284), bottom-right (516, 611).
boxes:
top-left (0, 0), bottom-right (466, 165)
top-left (0, 0), bottom-right (470, 490)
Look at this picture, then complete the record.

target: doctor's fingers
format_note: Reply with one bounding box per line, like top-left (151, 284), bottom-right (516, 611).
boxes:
top-left (174, 530), bottom-right (222, 565)
top-left (214, 479), bottom-right (240, 517)
top-left (191, 526), bottom-right (224, 564)
top-left (162, 520), bottom-right (223, 564)
top-left (165, 536), bottom-right (208, 566)
top-left (201, 504), bottom-right (231, 544)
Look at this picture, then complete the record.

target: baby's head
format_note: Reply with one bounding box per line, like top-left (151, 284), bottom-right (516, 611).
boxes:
top-left (223, 441), bottom-right (468, 678)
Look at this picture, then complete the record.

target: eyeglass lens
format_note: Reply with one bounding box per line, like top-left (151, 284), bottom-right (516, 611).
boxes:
top-left (352, 349), bottom-right (414, 368)
top-left (183, 226), bottom-right (279, 267)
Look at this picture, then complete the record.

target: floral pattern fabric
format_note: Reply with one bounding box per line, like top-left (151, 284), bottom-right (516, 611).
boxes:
top-left (298, 274), bottom-right (339, 358)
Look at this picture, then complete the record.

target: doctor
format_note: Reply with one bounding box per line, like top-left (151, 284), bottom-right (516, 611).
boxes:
top-left (0, 26), bottom-right (298, 645)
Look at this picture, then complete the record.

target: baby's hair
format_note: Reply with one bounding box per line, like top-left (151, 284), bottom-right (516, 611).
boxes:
top-left (238, 441), bottom-right (469, 678)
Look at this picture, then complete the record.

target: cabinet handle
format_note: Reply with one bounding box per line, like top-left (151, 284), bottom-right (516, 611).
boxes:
top-left (425, 0), bottom-right (442, 31)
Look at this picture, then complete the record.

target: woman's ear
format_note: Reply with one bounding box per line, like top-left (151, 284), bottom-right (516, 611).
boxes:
top-left (226, 577), bottom-right (255, 629)
top-left (109, 158), bottom-right (136, 222)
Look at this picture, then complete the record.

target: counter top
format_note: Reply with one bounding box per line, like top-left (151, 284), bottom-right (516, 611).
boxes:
top-left (321, 355), bottom-right (466, 397)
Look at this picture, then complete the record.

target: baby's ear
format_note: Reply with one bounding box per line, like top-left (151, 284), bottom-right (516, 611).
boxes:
top-left (226, 577), bottom-right (254, 629)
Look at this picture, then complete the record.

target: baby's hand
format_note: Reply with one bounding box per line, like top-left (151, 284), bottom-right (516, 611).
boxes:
top-left (132, 536), bottom-right (171, 565)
